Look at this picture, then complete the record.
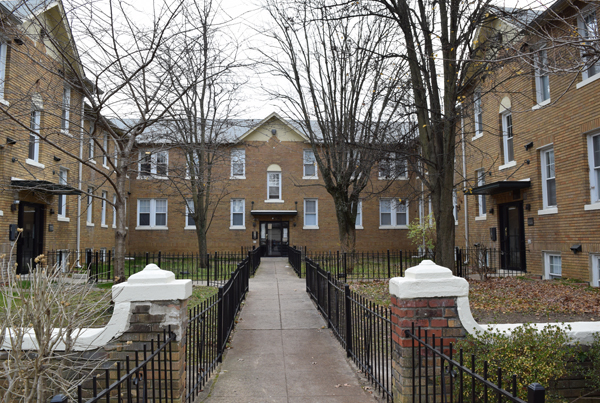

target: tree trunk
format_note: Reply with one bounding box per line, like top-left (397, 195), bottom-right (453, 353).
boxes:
top-left (113, 172), bottom-right (128, 283)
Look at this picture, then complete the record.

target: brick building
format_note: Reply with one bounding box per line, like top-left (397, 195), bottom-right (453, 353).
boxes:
top-left (456, 0), bottom-right (600, 284)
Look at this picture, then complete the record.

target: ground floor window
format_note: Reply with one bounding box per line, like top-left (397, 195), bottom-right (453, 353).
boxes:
top-left (544, 252), bottom-right (561, 279)
top-left (137, 199), bottom-right (168, 228)
top-left (592, 254), bottom-right (600, 287)
top-left (304, 198), bottom-right (318, 228)
top-left (379, 198), bottom-right (408, 228)
top-left (230, 199), bottom-right (245, 229)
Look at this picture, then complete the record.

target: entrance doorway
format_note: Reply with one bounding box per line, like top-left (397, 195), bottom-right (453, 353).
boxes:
top-left (260, 221), bottom-right (289, 257)
top-left (498, 201), bottom-right (526, 272)
top-left (17, 202), bottom-right (45, 274)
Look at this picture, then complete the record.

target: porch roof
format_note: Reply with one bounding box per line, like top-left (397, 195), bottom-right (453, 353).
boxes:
top-left (467, 180), bottom-right (531, 195)
top-left (11, 179), bottom-right (83, 195)
top-left (250, 210), bottom-right (298, 216)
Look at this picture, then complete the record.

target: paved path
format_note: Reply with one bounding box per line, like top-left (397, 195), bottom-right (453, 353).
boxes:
top-left (200, 257), bottom-right (378, 402)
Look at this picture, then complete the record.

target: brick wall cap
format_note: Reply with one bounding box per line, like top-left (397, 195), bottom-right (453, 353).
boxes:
top-left (127, 264), bottom-right (175, 285)
top-left (113, 264), bottom-right (192, 303)
top-left (390, 260), bottom-right (468, 299)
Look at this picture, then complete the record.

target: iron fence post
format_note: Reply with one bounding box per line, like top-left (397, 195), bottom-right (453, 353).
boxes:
top-left (400, 250), bottom-right (403, 276)
top-left (528, 383), bottom-right (545, 403)
top-left (207, 253), bottom-right (210, 286)
top-left (145, 252), bottom-right (149, 267)
top-left (344, 284), bottom-right (352, 357)
top-left (387, 249), bottom-right (391, 278)
top-left (158, 251), bottom-right (162, 268)
top-left (326, 271), bottom-right (331, 327)
top-left (217, 286), bottom-right (224, 362)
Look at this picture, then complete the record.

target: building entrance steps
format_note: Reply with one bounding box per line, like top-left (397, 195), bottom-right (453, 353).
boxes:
top-left (199, 257), bottom-right (379, 402)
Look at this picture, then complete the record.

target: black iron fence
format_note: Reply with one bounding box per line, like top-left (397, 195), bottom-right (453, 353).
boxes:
top-left (46, 248), bottom-right (258, 286)
top-left (456, 247), bottom-right (525, 279)
top-left (405, 324), bottom-right (545, 403)
top-left (76, 328), bottom-right (177, 403)
top-left (287, 246), bottom-right (302, 277)
top-left (305, 257), bottom-right (393, 401)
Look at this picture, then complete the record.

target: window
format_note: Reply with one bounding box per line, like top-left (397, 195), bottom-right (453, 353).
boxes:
top-left (452, 189), bottom-right (458, 223)
top-left (137, 199), bottom-right (168, 228)
top-left (28, 109), bottom-right (40, 162)
top-left (303, 149), bottom-right (317, 178)
top-left (230, 199), bottom-right (245, 228)
top-left (588, 134), bottom-right (600, 205)
top-left (474, 89), bottom-right (483, 138)
top-left (502, 112), bottom-right (514, 165)
top-left (535, 49), bottom-right (550, 104)
top-left (101, 191), bottom-right (107, 226)
top-left (0, 42), bottom-right (7, 100)
top-left (103, 134), bottom-right (108, 166)
top-left (304, 198), bottom-right (318, 228)
top-left (61, 87), bottom-right (70, 132)
top-left (87, 187), bottom-right (94, 224)
top-left (579, 10), bottom-right (600, 81)
top-left (477, 170), bottom-right (486, 218)
top-left (139, 150), bottom-right (168, 178)
top-left (592, 254), bottom-right (600, 287)
top-left (379, 153), bottom-right (407, 179)
top-left (379, 198), bottom-right (408, 228)
top-left (544, 253), bottom-right (562, 279)
top-left (355, 200), bottom-right (363, 229)
top-left (541, 148), bottom-right (556, 210)
top-left (58, 168), bottom-right (68, 218)
top-left (268, 171), bottom-right (281, 200)
top-left (186, 199), bottom-right (195, 228)
top-left (112, 194), bottom-right (117, 227)
top-left (113, 140), bottom-right (119, 168)
top-left (88, 135), bottom-right (94, 160)
top-left (231, 149), bottom-right (245, 178)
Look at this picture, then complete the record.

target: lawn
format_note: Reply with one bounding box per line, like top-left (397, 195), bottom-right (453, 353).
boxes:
top-left (349, 276), bottom-right (600, 323)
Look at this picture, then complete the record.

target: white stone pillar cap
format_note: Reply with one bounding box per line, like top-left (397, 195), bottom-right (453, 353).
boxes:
top-left (389, 260), bottom-right (468, 299)
top-left (113, 264), bottom-right (192, 303)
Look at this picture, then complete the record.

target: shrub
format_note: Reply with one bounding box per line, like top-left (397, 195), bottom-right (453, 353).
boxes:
top-left (407, 212), bottom-right (436, 256)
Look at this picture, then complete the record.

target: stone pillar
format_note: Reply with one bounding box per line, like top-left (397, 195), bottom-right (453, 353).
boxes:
top-left (389, 260), bottom-right (469, 403)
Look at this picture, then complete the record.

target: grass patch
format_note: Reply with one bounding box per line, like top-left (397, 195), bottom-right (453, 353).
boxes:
top-left (188, 286), bottom-right (218, 309)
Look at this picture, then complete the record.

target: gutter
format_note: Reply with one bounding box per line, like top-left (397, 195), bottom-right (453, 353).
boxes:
top-left (76, 98), bottom-right (84, 263)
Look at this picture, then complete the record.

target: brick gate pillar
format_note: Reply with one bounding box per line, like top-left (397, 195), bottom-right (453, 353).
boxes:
top-left (389, 260), bottom-right (470, 403)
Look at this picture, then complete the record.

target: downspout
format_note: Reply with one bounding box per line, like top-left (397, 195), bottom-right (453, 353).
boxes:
top-left (461, 110), bottom-right (469, 248)
top-left (76, 100), bottom-right (84, 263)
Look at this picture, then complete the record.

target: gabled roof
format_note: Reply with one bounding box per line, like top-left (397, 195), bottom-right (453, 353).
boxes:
top-left (236, 112), bottom-right (310, 142)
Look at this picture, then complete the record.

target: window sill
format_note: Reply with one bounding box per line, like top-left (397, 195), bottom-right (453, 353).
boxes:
top-left (230, 176), bottom-right (246, 180)
top-left (0, 98), bottom-right (9, 106)
top-left (184, 225), bottom-right (197, 230)
top-left (135, 226), bottom-right (169, 230)
top-left (112, 225), bottom-right (117, 229)
top-left (584, 203), bottom-right (600, 211)
top-left (499, 160), bottom-right (517, 171)
top-left (455, 220), bottom-right (459, 226)
top-left (60, 129), bottom-right (72, 137)
top-left (25, 159), bottom-right (45, 169)
top-left (101, 224), bottom-right (109, 228)
top-left (378, 176), bottom-right (408, 181)
top-left (577, 72), bottom-right (600, 89)
top-left (302, 176), bottom-right (319, 180)
top-left (57, 216), bottom-right (70, 222)
top-left (471, 133), bottom-right (483, 141)
top-left (303, 226), bottom-right (319, 230)
top-left (475, 215), bottom-right (487, 221)
top-left (532, 98), bottom-right (551, 110)
top-left (89, 159), bottom-right (97, 164)
top-left (102, 164), bottom-right (110, 170)
top-left (538, 207), bottom-right (558, 215)
top-left (86, 222), bottom-right (95, 227)
top-left (379, 225), bottom-right (408, 230)
top-left (264, 199), bottom-right (284, 203)
top-left (136, 175), bottom-right (168, 180)
top-left (229, 226), bottom-right (246, 230)
top-left (355, 225), bottom-right (364, 230)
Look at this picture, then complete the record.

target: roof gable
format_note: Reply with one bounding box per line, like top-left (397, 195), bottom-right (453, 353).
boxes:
top-left (237, 112), bottom-right (309, 142)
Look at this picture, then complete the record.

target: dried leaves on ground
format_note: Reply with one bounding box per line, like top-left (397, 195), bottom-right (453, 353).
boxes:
top-left (349, 277), bottom-right (600, 324)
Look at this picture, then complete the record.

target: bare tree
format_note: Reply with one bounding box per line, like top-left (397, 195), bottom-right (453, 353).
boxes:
top-left (261, 0), bottom-right (413, 253)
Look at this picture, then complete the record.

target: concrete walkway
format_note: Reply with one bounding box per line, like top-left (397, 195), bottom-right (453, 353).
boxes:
top-left (200, 257), bottom-right (378, 402)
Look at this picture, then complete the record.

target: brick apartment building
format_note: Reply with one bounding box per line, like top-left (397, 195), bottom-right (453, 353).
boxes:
top-left (457, 0), bottom-right (600, 284)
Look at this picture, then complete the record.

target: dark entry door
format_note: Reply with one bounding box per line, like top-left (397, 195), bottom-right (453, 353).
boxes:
top-left (17, 202), bottom-right (45, 274)
top-left (260, 221), bottom-right (289, 257)
top-left (499, 201), bottom-right (526, 272)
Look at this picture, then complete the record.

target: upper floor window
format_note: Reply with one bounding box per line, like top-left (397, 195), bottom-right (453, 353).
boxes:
top-left (379, 153), bottom-right (407, 179)
top-left (230, 199), bottom-right (245, 229)
top-left (268, 171), bottom-right (281, 200)
top-left (139, 150), bottom-right (168, 178)
top-left (231, 149), bottom-right (245, 178)
top-left (303, 149), bottom-right (317, 178)
top-left (452, 189), bottom-right (458, 223)
top-left (0, 42), bottom-right (8, 101)
top-left (87, 187), bottom-right (94, 224)
top-left (474, 89), bottom-right (483, 138)
top-left (541, 147), bottom-right (557, 210)
top-left (502, 112), bottom-right (514, 165)
top-left (137, 199), bottom-right (168, 228)
top-left (588, 133), bottom-right (600, 205)
top-left (88, 135), bottom-right (94, 160)
top-left (477, 169), bottom-right (486, 218)
top-left (28, 108), bottom-right (41, 163)
top-left (304, 198), bottom-right (318, 229)
top-left (112, 194), bottom-right (117, 228)
top-left (379, 198), bottom-right (408, 228)
top-left (186, 199), bottom-right (196, 228)
top-left (355, 199), bottom-right (363, 229)
top-left (579, 9), bottom-right (600, 81)
top-left (101, 191), bottom-right (108, 226)
top-left (103, 134), bottom-right (109, 167)
top-left (58, 168), bottom-right (68, 218)
top-left (61, 87), bottom-right (71, 133)
top-left (535, 49), bottom-right (550, 104)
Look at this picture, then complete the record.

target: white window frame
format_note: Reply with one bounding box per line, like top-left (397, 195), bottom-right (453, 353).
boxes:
top-left (501, 111), bottom-right (514, 166)
top-left (136, 199), bottom-right (168, 229)
top-left (230, 199), bottom-right (245, 230)
top-left (586, 133), bottom-right (600, 209)
top-left (101, 191), bottom-right (108, 227)
top-left (355, 199), bottom-right (363, 229)
top-left (453, 189), bottom-right (458, 225)
top-left (539, 147), bottom-right (557, 214)
top-left (476, 170), bottom-right (487, 219)
top-left (0, 42), bottom-right (7, 102)
top-left (267, 171), bottom-right (282, 201)
top-left (231, 149), bottom-right (245, 179)
top-left (303, 149), bottom-right (318, 179)
top-left (112, 194), bottom-right (117, 228)
top-left (535, 48), bottom-right (550, 105)
top-left (304, 198), bottom-right (319, 229)
top-left (578, 8), bottom-right (600, 83)
top-left (102, 134), bottom-right (109, 167)
top-left (544, 252), bottom-right (562, 279)
top-left (379, 153), bottom-right (408, 180)
top-left (86, 187), bottom-right (94, 226)
top-left (61, 87), bottom-right (71, 133)
top-left (185, 199), bottom-right (196, 229)
top-left (88, 135), bottom-right (95, 162)
top-left (592, 254), bottom-right (600, 287)
top-left (28, 109), bottom-right (41, 164)
top-left (57, 168), bottom-right (69, 221)
top-left (473, 89), bottom-right (483, 139)
top-left (379, 198), bottom-right (409, 229)
top-left (138, 150), bottom-right (168, 178)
